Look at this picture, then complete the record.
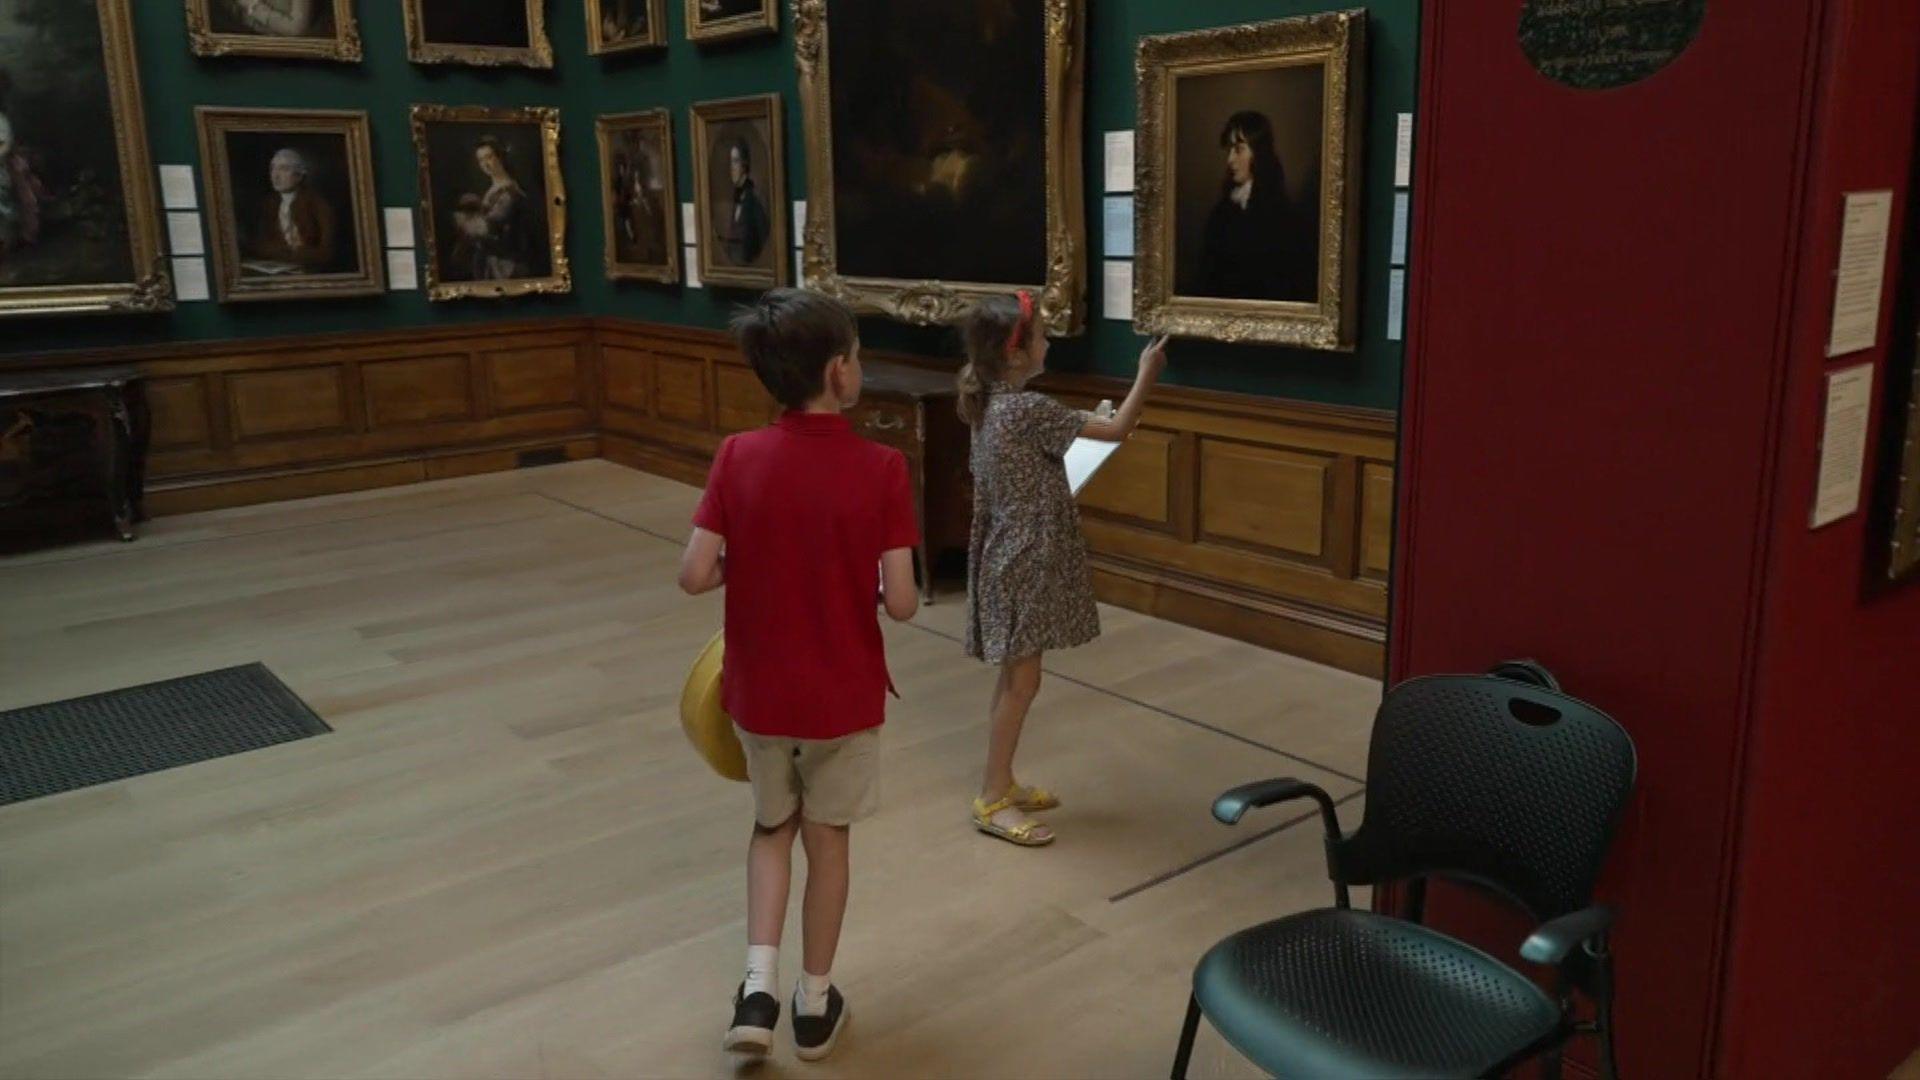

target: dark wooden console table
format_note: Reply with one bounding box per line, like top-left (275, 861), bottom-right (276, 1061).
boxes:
top-left (849, 361), bottom-right (969, 603)
top-left (0, 366), bottom-right (150, 550)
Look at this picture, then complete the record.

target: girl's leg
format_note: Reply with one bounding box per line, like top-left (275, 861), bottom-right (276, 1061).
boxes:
top-left (798, 820), bottom-right (851, 980)
top-left (980, 653), bottom-right (1050, 839)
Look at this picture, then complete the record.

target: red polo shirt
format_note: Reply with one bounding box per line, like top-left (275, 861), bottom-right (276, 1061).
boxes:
top-left (693, 411), bottom-right (920, 740)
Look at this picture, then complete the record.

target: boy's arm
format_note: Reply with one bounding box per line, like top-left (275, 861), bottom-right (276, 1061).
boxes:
top-left (679, 527), bottom-right (726, 595)
top-left (878, 547), bottom-right (918, 622)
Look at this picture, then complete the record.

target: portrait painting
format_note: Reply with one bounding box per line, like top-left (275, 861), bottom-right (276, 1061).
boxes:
top-left (186, 0), bottom-right (361, 62)
top-left (194, 108), bottom-right (382, 302)
top-left (1136, 12), bottom-right (1366, 350)
top-left (685, 0), bottom-right (775, 44)
top-left (690, 94), bottom-right (787, 290)
top-left (796, 0), bottom-right (1085, 333)
top-left (597, 109), bottom-right (679, 282)
top-left (411, 104), bottom-right (570, 301)
top-left (0, 0), bottom-right (168, 319)
top-left (587, 0), bottom-right (664, 54)
top-left (403, 0), bottom-right (551, 68)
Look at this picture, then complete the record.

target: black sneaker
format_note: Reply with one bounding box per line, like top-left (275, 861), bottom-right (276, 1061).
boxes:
top-left (791, 985), bottom-right (849, 1062)
top-left (724, 983), bottom-right (779, 1057)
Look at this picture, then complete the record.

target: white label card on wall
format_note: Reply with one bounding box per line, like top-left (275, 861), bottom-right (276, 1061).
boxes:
top-left (171, 257), bottom-right (210, 301)
top-left (159, 165), bottom-right (198, 210)
top-left (1389, 192), bottom-right (1409, 266)
top-left (166, 212), bottom-right (204, 257)
top-left (1104, 130), bottom-right (1134, 193)
top-left (1810, 363), bottom-right (1875, 528)
top-left (1102, 260), bottom-right (1133, 321)
top-left (383, 208), bottom-right (416, 250)
top-left (1394, 113), bottom-right (1414, 188)
top-left (684, 247), bottom-right (702, 288)
top-left (681, 203), bottom-right (697, 241)
top-left (794, 249), bottom-right (806, 287)
top-left (792, 201), bottom-right (806, 247)
top-left (1826, 190), bottom-right (1893, 357)
top-left (1103, 196), bottom-right (1134, 259)
top-left (386, 249), bottom-right (419, 291)
top-left (1386, 268), bottom-right (1407, 341)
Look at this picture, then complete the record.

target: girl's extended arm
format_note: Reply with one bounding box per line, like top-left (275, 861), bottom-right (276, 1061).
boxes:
top-left (1080, 335), bottom-right (1169, 443)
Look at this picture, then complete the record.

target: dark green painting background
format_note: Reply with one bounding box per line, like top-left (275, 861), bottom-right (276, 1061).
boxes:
top-left (1, 0), bottom-right (1417, 411)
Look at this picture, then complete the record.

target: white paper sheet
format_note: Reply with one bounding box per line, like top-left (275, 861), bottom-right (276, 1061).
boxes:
top-left (383, 207), bottom-right (416, 249)
top-left (159, 164), bottom-right (198, 210)
top-left (1102, 260), bottom-right (1132, 321)
top-left (684, 246), bottom-right (702, 288)
top-left (1390, 191), bottom-right (1409, 266)
top-left (1826, 190), bottom-right (1893, 357)
top-left (1386, 268), bottom-right (1407, 342)
top-left (1103, 196), bottom-right (1134, 259)
top-left (794, 249), bottom-right (806, 288)
top-left (1394, 113), bottom-right (1414, 188)
top-left (792, 200), bottom-right (806, 247)
top-left (166, 211), bottom-right (204, 256)
top-left (1065, 437), bottom-right (1122, 497)
top-left (1104, 130), bottom-right (1134, 193)
top-left (1811, 363), bottom-right (1875, 528)
top-left (681, 202), bottom-right (697, 240)
top-left (386, 249), bottom-right (419, 291)
top-left (170, 257), bottom-right (210, 301)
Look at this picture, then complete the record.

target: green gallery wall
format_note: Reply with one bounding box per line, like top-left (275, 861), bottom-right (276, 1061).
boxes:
top-left (3, 1), bottom-right (1416, 412)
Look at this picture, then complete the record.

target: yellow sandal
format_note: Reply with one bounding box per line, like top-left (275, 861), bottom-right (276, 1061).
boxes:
top-left (1008, 782), bottom-right (1061, 812)
top-left (972, 795), bottom-right (1056, 847)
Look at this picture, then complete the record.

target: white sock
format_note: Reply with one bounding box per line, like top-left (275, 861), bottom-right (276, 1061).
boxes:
top-left (795, 970), bottom-right (832, 1016)
top-left (744, 944), bottom-right (779, 999)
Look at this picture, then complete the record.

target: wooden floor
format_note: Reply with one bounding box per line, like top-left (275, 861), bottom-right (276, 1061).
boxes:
top-left (0, 460), bottom-right (1381, 1079)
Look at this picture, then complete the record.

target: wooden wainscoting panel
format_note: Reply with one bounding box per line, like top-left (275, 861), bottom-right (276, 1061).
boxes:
top-left (715, 365), bottom-right (776, 434)
top-left (1082, 428), bottom-right (1177, 527)
top-left (145, 377), bottom-right (212, 451)
top-left (487, 346), bottom-right (581, 414)
top-left (1361, 461), bottom-right (1395, 579)
top-left (653, 354), bottom-right (710, 428)
top-left (362, 355), bottom-right (472, 428)
top-left (602, 346), bottom-right (651, 414)
top-left (226, 366), bottom-right (349, 442)
top-left (1083, 518), bottom-right (1388, 622)
top-left (1197, 439), bottom-right (1332, 559)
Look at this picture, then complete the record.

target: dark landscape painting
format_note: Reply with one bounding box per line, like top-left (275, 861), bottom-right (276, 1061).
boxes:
top-left (418, 0), bottom-right (531, 48)
top-left (205, 0), bottom-right (338, 37)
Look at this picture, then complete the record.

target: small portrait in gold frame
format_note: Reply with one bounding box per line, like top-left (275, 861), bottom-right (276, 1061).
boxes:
top-left (690, 94), bottom-right (788, 290)
top-left (185, 0), bottom-right (363, 63)
top-left (402, 0), bottom-right (552, 69)
top-left (411, 105), bottom-right (571, 301)
top-left (685, 0), bottom-right (776, 44)
top-left (597, 109), bottom-right (680, 283)
top-left (588, 0), bottom-right (666, 54)
top-left (1135, 11), bottom-right (1367, 350)
top-left (194, 107), bottom-right (384, 303)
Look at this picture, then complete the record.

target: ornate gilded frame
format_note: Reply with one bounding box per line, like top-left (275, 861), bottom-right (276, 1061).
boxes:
top-left (795, 0), bottom-right (1086, 335)
top-left (409, 104), bottom-right (571, 302)
top-left (685, 0), bottom-right (777, 44)
top-left (185, 0), bottom-right (363, 62)
top-left (0, 0), bottom-right (169, 320)
top-left (587, 0), bottom-right (667, 54)
top-left (689, 94), bottom-right (789, 290)
top-left (402, 0), bottom-right (553, 69)
top-left (597, 109), bottom-right (681, 284)
top-left (193, 107), bottom-right (385, 303)
top-left (1134, 11), bottom-right (1367, 350)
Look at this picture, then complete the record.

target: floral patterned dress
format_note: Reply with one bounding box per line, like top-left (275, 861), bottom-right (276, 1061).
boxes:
top-left (964, 384), bottom-right (1101, 663)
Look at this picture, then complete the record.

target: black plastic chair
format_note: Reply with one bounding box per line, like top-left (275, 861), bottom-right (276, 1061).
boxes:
top-left (1171, 661), bottom-right (1636, 1079)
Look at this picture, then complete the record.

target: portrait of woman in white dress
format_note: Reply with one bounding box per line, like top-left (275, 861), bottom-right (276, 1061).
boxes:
top-left (208, 0), bottom-right (335, 38)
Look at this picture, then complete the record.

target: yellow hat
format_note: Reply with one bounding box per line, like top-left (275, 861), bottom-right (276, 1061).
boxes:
top-left (681, 630), bottom-right (749, 782)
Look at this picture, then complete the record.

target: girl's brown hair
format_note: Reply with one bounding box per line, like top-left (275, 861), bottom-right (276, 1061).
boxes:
top-left (957, 292), bottom-right (1032, 426)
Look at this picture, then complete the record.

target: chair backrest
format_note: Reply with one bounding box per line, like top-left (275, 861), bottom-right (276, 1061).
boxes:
top-left (1333, 674), bottom-right (1637, 920)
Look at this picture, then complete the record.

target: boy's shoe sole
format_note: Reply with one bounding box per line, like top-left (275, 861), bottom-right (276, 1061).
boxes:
top-left (723, 1025), bottom-right (774, 1057)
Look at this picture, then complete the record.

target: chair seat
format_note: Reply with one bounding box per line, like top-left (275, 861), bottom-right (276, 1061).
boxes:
top-left (1193, 907), bottom-right (1562, 1078)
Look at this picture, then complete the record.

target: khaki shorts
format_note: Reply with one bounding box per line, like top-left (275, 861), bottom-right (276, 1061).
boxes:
top-left (735, 725), bottom-right (880, 828)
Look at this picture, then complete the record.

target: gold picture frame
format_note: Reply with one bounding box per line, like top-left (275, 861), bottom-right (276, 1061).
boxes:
top-left (587, 0), bottom-right (667, 54)
top-left (402, 0), bottom-right (553, 69)
top-left (194, 107), bottom-right (385, 303)
top-left (685, 0), bottom-right (777, 44)
top-left (0, 0), bottom-right (169, 319)
top-left (795, 0), bottom-right (1087, 335)
top-left (597, 109), bottom-right (681, 283)
top-left (689, 94), bottom-right (788, 291)
top-left (185, 0), bottom-right (363, 63)
top-left (410, 104), bottom-right (571, 302)
top-left (1134, 11), bottom-right (1367, 350)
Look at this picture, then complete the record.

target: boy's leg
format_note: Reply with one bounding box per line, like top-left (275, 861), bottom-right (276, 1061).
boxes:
top-left (747, 814), bottom-right (801, 953)
top-left (798, 819), bottom-right (850, 987)
top-left (979, 654), bottom-right (1049, 838)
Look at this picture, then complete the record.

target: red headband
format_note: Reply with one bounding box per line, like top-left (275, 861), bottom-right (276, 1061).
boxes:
top-left (1007, 291), bottom-right (1035, 358)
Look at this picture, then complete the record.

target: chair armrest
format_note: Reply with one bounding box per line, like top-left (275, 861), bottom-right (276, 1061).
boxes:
top-left (1212, 778), bottom-right (1342, 836)
top-left (1521, 904), bottom-right (1614, 965)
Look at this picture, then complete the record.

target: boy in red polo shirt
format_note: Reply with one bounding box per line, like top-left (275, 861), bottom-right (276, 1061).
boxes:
top-left (678, 288), bottom-right (920, 1062)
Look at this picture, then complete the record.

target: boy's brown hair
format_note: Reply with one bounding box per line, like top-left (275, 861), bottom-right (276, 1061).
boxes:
top-left (730, 288), bottom-right (858, 409)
